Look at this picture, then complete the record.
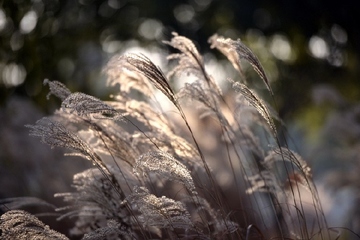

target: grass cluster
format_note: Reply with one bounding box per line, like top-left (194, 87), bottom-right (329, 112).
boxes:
top-left (0, 33), bottom-right (353, 239)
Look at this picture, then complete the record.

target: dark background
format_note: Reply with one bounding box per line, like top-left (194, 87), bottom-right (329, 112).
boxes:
top-left (1, 0), bottom-right (359, 116)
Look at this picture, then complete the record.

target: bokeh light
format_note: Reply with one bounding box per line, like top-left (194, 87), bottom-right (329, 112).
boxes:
top-left (138, 19), bottom-right (163, 41)
top-left (331, 24), bottom-right (347, 44)
top-left (20, 10), bottom-right (38, 34)
top-left (0, 8), bottom-right (6, 31)
top-left (1, 63), bottom-right (27, 87)
top-left (174, 4), bottom-right (195, 24)
top-left (269, 34), bottom-right (293, 62)
top-left (309, 36), bottom-right (329, 59)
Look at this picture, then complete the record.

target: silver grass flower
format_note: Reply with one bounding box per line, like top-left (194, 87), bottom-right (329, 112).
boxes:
top-left (62, 92), bottom-right (124, 121)
top-left (104, 54), bottom-right (154, 98)
top-left (229, 79), bottom-right (277, 136)
top-left (209, 34), bottom-right (272, 94)
top-left (0, 32), bottom-right (336, 240)
top-left (82, 220), bottom-right (134, 240)
top-left (125, 186), bottom-right (194, 230)
top-left (165, 32), bottom-right (221, 93)
top-left (44, 79), bottom-right (71, 101)
top-left (0, 210), bottom-right (68, 240)
top-left (134, 151), bottom-right (197, 195)
top-left (26, 118), bottom-right (123, 198)
top-left (54, 167), bottom-right (135, 238)
top-left (120, 53), bottom-right (178, 107)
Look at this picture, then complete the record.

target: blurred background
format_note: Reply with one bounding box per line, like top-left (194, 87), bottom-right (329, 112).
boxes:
top-left (1, 0), bottom-right (360, 236)
top-left (1, 0), bottom-right (360, 112)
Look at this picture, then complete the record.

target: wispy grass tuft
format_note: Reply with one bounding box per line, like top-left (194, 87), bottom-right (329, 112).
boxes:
top-left (0, 32), bottom-right (342, 240)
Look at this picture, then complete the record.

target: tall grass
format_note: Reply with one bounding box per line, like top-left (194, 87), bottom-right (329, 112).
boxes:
top-left (0, 33), bottom-right (345, 239)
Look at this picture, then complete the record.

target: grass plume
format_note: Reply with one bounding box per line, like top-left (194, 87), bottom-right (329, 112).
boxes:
top-left (1, 32), bottom-right (350, 240)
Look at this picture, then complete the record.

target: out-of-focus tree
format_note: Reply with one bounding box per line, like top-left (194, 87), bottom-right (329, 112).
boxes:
top-left (1, 0), bottom-right (359, 118)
